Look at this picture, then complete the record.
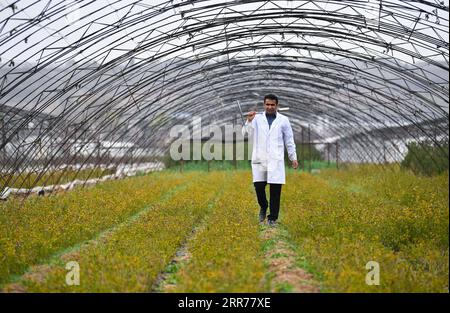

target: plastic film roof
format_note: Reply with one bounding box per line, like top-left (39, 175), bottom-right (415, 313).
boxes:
top-left (0, 0), bottom-right (448, 187)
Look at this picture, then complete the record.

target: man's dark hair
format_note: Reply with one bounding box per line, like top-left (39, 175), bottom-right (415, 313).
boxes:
top-left (264, 94), bottom-right (278, 104)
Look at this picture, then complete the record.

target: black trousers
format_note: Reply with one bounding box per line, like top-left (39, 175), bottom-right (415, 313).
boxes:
top-left (253, 181), bottom-right (282, 221)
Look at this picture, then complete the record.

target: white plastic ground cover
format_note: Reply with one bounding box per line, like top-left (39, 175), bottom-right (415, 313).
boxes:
top-left (1, 163), bottom-right (118, 174)
top-left (0, 162), bottom-right (164, 200)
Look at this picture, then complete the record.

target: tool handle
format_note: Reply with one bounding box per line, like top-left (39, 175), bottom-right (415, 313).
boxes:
top-left (241, 107), bottom-right (289, 116)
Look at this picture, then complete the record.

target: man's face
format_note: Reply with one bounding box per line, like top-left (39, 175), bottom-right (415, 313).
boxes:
top-left (264, 99), bottom-right (278, 114)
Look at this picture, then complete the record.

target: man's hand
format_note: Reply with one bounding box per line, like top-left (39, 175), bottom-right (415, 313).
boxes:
top-left (292, 160), bottom-right (299, 169)
top-left (247, 111), bottom-right (256, 122)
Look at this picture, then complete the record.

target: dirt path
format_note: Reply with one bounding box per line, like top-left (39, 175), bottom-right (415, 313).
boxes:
top-left (152, 179), bottom-right (228, 292)
top-left (152, 225), bottom-right (197, 292)
top-left (155, 212), bottom-right (321, 293)
top-left (259, 223), bottom-right (320, 293)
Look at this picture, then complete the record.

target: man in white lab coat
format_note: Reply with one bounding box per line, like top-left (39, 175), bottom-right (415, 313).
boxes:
top-left (242, 94), bottom-right (298, 226)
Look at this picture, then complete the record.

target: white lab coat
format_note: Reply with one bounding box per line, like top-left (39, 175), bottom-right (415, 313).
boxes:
top-left (242, 112), bottom-right (297, 184)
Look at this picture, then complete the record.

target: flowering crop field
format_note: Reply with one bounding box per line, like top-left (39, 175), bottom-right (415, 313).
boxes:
top-left (0, 166), bottom-right (448, 292)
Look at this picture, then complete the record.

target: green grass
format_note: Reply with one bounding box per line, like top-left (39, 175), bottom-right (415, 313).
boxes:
top-left (274, 282), bottom-right (294, 293)
top-left (164, 160), bottom-right (336, 172)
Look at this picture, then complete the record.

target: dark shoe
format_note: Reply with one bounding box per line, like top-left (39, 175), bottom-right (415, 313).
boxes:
top-left (259, 209), bottom-right (266, 223)
top-left (259, 213), bottom-right (266, 223)
top-left (267, 219), bottom-right (277, 227)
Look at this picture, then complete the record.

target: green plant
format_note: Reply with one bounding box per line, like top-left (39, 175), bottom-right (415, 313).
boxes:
top-left (401, 141), bottom-right (449, 176)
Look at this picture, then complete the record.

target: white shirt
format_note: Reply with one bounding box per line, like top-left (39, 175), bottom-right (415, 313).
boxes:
top-left (242, 112), bottom-right (297, 184)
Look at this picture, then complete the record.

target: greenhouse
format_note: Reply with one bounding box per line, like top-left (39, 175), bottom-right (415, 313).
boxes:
top-left (0, 0), bottom-right (448, 295)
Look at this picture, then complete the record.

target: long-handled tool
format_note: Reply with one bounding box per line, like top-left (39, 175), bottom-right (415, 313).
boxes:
top-left (236, 100), bottom-right (246, 126)
top-left (236, 100), bottom-right (290, 117)
top-left (240, 107), bottom-right (289, 116)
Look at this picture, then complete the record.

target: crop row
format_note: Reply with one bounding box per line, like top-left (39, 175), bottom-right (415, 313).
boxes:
top-left (0, 171), bottom-right (191, 286)
top-left (319, 164), bottom-right (448, 210)
top-left (281, 169), bottom-right (449, 292)
top-left (6, 171), bottom-right (226, 292)
top-left (170, 171), bottom-right (267, 292)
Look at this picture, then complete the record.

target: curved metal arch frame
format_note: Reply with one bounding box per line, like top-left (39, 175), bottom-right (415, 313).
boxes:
top-left (0, 0), bottom-right (448, 194)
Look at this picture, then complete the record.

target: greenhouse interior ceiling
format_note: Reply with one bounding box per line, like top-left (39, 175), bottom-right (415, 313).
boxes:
top-left (0, 0), bottom-right (448, 194)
